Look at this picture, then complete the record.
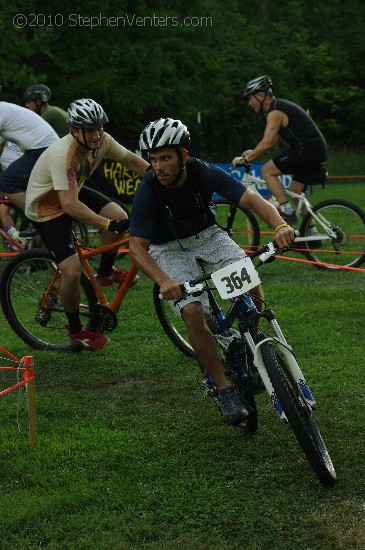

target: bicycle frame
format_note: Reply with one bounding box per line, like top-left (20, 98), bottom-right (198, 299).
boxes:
top-left (0, 199), bottom-right (27, 256)
top-left (0, 226), bottom-right (24, 254)
top-left (38, 235), bottom-right (137, 321)
top-left (72, 237), bottom-right (138, 312)
top-left (242, 172), bottom-right (332, 243)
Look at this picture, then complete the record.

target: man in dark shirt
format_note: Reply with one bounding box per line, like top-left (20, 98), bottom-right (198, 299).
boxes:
top-left (130, 118), bottom-right (294, 426)
top-left (232, 75), bottom-right (328, 224)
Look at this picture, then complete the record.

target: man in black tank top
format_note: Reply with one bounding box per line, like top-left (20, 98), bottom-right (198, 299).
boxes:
top-left (232, 75), bottom-right (328, 224)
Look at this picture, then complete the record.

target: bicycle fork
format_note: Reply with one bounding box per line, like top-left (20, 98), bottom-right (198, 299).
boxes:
top-left (241, 310), bottom-right (316, 420)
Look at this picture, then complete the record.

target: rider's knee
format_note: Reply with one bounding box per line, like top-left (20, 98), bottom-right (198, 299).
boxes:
top-left (59, 257), bottom-right (81, 284)
top-left (100, 202), bottom-right (128, 221)
top-left (181, 301), bottom-right (204, 326)
top-left (261, 162), bottom-right (276, 180)
top-left (289, 179), bottom-right (304, 193)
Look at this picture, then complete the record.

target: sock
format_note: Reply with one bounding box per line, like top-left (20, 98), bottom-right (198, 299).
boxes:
top-left (279, 201), bottom-right (294, 214)
top-left (66, 310), bottom-right (82, 335)
top-left (98, 253), bottom-right (116, 275)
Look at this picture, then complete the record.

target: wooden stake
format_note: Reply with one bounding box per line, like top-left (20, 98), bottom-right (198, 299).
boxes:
top-left (24, 356), bottom-right (37, 447)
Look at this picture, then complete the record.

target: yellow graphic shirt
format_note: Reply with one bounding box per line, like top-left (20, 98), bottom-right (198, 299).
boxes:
top-left (25, 132), bottom-right (127, 222)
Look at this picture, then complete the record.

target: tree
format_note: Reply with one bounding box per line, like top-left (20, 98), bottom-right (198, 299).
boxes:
top-left (2, 0), bottom-right (365, 158)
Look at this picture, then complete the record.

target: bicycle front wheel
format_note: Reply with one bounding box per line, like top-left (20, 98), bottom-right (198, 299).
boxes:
top-left (300, 199), bottom-right (365, 269)
top-left (213, 199), bottom-right (260, 250)
top-left (153, 282), bottom-right (196, 358)
top-left (261, 342), bottom-right (336, 487)
top-left (0, 249), bottom-right (98, 351)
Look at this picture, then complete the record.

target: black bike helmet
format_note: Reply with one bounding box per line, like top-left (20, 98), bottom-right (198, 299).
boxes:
top-left (67, 99), bottom-right (108, 129)
top-left (24, 84), bottom-right (51, 103)
top-left (139, 118), bottom-right (190, 151)
top-left (242, 75), bottom-right (273, 98)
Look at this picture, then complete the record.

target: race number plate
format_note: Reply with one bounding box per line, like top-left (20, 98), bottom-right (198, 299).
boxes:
top-left (211, 257), bottom-right (261, 299)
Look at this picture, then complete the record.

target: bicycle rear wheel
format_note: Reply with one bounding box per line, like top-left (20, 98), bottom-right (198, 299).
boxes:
top-left (261, 342), bottom-right (336, 487)
top-left (0, 249), bottom-right (98, 351)
top-left (300, 199), bottom-right (365, 269)
top-left (213, 199), bottom-right (260, 250)
top-left (153, 282), bottom-right (196, 358)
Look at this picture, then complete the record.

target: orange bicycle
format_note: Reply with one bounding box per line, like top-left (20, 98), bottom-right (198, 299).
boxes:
top-left (0, 234), bottom-right (138, 351)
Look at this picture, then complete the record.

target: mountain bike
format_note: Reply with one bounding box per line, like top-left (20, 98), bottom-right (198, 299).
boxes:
top-left (213, 166), bottom-right (365, 270)
top-left (153, 239), bottom-right (337, 487)
top-left (0, 232), bottom-right (138, 351)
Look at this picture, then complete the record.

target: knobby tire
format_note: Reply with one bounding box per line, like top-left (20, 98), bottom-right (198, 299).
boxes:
top-left (300, 199), bottom-right (365, 270)
top-left (153, 282), bottom-right (196, 358)
top-left (0, 249), bottom-right (97, 351)
top-left (213, 199), bottom-right (261, 250)
top-left (261, 341), bottom-right (336, 487)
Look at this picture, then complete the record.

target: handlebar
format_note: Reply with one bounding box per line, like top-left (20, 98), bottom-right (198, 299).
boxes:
top-left (229, 162), bottom-right (252, 174)
top-left (179, 232), bottom-right (299, 295)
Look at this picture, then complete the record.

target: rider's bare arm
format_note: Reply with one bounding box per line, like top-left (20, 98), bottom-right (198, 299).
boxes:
top-left (129, 235), bottom-right (182, 299)
top-left (232, 110), bottom-right (285, 166)
top-left (58, 188), bottom-right (110, 229)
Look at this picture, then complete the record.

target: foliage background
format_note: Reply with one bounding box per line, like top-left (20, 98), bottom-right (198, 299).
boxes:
top-left (1, 1), bottom-right (365, 161)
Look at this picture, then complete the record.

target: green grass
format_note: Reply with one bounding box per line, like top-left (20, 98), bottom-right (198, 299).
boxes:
top-left (0, 179), bottom-right (364, 549)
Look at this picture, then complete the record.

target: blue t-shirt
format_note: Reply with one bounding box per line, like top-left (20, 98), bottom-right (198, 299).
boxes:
top-left (130, 157), bottom-right (247, 244)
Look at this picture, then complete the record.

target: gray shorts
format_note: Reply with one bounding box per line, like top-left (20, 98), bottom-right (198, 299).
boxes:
top-left (150, 225), bottom-right (246, 316)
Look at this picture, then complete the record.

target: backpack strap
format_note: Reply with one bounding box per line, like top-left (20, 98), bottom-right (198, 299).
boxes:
top-left (143, 158), bottom-right (207, 252)
top-left (144, 165), bottom-right (155, 187)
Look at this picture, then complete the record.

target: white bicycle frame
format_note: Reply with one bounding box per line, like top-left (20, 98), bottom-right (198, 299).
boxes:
top-left (241, 172), bottom-right (337, 243)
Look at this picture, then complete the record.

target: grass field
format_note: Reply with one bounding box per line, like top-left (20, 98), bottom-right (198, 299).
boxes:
top-left (0, 175), bottom-right (364, 549)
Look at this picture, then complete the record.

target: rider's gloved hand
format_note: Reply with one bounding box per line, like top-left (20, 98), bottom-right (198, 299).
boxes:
top-left (232, 150), bottom-right (252, 167)
top-left (241, 153), bottom-right (251, 166)
top-left (105, 219), bottom-right (130, 234)
top-left (231, 156), bottom-right (246, 167)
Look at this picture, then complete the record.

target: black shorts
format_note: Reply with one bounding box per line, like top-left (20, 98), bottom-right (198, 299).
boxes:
top-left (0, 148), bottom-right (47, 194)
top-left (273, 147), bottom-right (328, 185)
top-left (32, 186), bottom-right (112, 264)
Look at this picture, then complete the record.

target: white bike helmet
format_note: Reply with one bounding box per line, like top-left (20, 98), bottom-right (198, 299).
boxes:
top-left (242, 75), bottom-right (273, 98)
top-left (67, 99), bottom-right (108, 128)
top-left (139, 118), bottom-right (190, 151)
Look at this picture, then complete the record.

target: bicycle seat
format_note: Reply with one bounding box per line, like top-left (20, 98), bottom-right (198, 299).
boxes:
top-left (19, 227), bottom-right (39, 238)
top-left (302, 162), bottom-right (329, 190)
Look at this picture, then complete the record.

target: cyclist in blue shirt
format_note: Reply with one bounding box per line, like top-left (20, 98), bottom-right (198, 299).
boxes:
top-left (130, 118), bottom-right (294, 426)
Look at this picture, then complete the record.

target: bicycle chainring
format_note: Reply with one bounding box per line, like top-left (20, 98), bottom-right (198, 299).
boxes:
top-left (89, 304), bottom-right (118, 332)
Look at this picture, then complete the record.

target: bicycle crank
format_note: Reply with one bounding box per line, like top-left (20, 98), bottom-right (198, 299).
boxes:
top-left (89, 304), bottom-right (118, 332)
